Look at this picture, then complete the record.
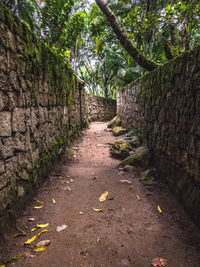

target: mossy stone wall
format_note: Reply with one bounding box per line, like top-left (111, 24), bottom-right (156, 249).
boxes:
top-left (87, 94), bottom-right (116, 122)
top-left (0, 1), bottom-right (88, 233)
top-left (117, 45), bottom-right (200, 226)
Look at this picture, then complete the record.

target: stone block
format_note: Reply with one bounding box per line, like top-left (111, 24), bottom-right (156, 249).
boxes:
top-left (0, 91), bottom-right (9, 111)
top-left (1, 137), bottom-right (14, 159)
top-left (0, 161), bottom-right (5, 175)
top-left (13, 133), bottom-right (26, 152)
top-left (12, 108), bottom-right (26, 132)
top-left (9, 70), bottom-right (20, 91)
top-left (0, 45), bottom-right (7, 72)
top-left (0, 71), bottom-right (8, 91)
top-left (0, 111), bottom-right (11, 136)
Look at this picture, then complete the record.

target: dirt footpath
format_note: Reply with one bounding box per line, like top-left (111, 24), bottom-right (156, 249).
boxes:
top-left (0, 122), bottom-right (200, 267)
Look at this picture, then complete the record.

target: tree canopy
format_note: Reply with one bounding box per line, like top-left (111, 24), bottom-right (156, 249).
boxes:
top-left (3, 0), bottom-right (200, 97)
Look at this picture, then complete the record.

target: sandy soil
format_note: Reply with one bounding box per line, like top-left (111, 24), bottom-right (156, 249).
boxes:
top-left (0, 122), bottom-right (200, 267)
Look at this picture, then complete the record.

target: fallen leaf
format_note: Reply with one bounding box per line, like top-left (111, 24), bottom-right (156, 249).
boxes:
top-left (152, 257), bottom-right (167, 266)
top-left (99, 191), bottom-right (108, 202)
top-left (92, 207), bottom-right (103, 212)
top-left (97, 237), bottom-right (100, 243)
top-left (25, 230), bottom-right (48, 245)
top-left (158, 205), bottom-right (162, 214)
top-left (52, 198), bottom-right (56, 204)
top-left (37, 229), bottom-right (48, 236)
top-left (0, 265), bottom-right (5, 267)
top-left (14, 232), bottom-right (27, 237)
top-left (33, 246), bottom-right (47, 252)
top-left (136, 195), bottom-right (141, 201)
top-left (2, 253), bottom-right (22, 265)
top-left (25, 235), bottom-right (38, 244)
top-left (129, 186), bottom-right (134, 190)
top-left (36, 223), bottom-right (49, 228)
top-left (34, 206), bottom-right (43, 209)
top-left (59, 176), bottom-right (63, 179)
top-left (36, 199), bottom-right (44, 204)
top-left (31, 227), bottom-right (38, 232)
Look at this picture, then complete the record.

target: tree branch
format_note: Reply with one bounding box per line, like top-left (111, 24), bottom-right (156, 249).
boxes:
top-left (95, 0), bottom-right (159, 71)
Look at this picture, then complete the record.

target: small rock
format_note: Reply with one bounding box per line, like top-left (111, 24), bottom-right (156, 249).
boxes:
top-left (36, 240), bottom-right (51, 247)
top-left (79, 211), bottom-right (84, 215)
top-left (56, 225), bottom-right (68, 232)
top-left (120, 179), bottom-right (132, 185)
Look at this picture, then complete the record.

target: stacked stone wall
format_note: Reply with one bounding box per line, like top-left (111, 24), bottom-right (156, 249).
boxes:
top-left (87, 94), bottom-right (116, 121)
top-left (117, 45), bottom-right (200, 225)
top-left (0, 1), bottom-right (89, 231)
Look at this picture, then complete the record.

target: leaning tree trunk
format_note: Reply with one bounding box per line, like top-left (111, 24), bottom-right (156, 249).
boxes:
top-left (95, 0), bottom-right (159, 71)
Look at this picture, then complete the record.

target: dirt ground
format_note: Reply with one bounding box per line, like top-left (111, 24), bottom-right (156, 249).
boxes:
top-left (0, 122), bottom-right (200, 267)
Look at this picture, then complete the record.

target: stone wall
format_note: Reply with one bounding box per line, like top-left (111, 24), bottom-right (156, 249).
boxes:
top-left (87, 94), bottom-right (116, 121)
top-left (117, 45), bottom-right (200, 226)
top-left (0, 1), bottom-right (88, 231)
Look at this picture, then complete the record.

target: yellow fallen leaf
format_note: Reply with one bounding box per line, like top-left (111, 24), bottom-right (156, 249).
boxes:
top-left (92, 207), bottom-right (103, 212)
top-left (25, 234), bottom-right (38, 245)
top-left (158, 205), bottom-right (162, 214)
top-left (33, 246), bottom-right (48, 252)
top-left (52, 198), bottom-right (56, 204)
top-left (34, 206), bottom-right (43, 209)
top-left (0, 264), bottom-right (5, 267)
top-left (25, 230), bottom-right (48, 244)
top-left (129, 186), bottom-right (134, 190)
top-left (31, 227), bottom-right (38, 232)
top-left (36, 199), bottom-right (44, 204)
top-left (36, 223), bottom-right (49, 228)
top-left (37, 229), bottom-right (48, 236)
top-left (59, 176), bottom-right (63, 179)
top-left (14, 232), bottom-right (27, 237)
top-left (99, 191), bottom-right (108, 202)
top-left (136, 195), bottom-right (141, 201)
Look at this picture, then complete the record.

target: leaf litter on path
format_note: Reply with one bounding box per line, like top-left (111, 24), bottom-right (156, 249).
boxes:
top-left (92, 207), bottom-right (103, 212)
top-left (25, 230), bottom-right (48, 245)
top-left (158, 205), bottom-right (162, 214)
top-left (0, 253), bottom-right (22, 266)
top-left (99, 191), bottom-right (108, 202)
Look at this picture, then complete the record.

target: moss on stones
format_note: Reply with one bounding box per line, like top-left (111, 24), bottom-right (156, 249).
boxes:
top-left (110, 140), bottom-right (132, 159)
top-left (119, 146), bottom-right (150, 168)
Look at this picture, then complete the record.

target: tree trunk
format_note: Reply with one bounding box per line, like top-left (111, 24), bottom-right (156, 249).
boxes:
top-left (95, 0), bottom-right (159, 71)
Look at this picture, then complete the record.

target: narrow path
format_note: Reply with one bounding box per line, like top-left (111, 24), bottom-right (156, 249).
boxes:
top-left (1, 122), bottom-right (200, 267)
